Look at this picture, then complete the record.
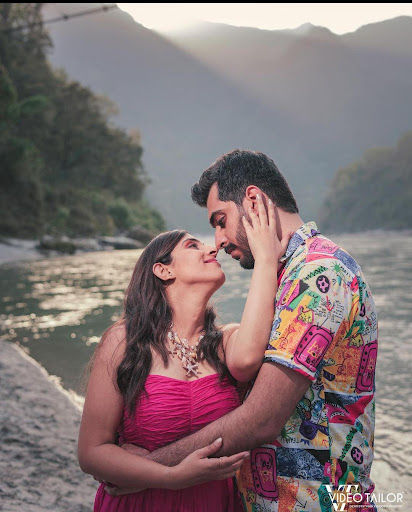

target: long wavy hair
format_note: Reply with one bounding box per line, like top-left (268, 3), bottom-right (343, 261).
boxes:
top-left (116, 230), bottom-right (230, 415)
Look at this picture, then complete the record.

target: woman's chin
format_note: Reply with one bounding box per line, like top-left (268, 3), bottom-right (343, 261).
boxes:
top-left (210, 270), bottom-right (226, 290)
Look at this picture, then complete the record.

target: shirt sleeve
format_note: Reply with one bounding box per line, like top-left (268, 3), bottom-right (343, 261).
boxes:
top-left (264, 260), bottom-right (352, 381)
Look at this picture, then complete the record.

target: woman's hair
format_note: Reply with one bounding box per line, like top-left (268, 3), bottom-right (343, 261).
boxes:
top-left (116, 229), bottom-right (229, 415)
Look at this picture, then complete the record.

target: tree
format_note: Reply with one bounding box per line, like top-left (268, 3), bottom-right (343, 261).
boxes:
top-left (0, 3), bottom-right (164, 237)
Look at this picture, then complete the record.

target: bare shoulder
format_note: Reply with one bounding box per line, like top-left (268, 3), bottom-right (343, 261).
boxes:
top-left (96, 320), bottom-right (127, 365)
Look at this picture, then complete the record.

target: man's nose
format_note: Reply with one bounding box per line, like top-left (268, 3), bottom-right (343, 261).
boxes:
top-left (214, 228), bottom-right (228, 251)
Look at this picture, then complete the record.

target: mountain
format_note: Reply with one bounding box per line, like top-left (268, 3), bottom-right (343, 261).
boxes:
top-left (342, 16), bottom-right (412, 57)
top-left (44, 6), bottom-right (412, 231)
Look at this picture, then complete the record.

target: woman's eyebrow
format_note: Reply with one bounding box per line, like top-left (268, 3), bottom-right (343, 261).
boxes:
top-left (182, 237), bottom-right (202, 246)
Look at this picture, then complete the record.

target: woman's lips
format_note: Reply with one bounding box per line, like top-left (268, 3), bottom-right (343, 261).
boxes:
top-left (205, 259), bottom-right (220, 265)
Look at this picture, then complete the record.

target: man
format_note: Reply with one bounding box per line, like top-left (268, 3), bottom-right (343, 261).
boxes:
top-left (126, 150), bottom-right (378, 511)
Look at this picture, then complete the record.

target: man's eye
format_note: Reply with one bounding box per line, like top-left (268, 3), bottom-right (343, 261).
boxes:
top-left (217, 219), bottom-right (225, 228)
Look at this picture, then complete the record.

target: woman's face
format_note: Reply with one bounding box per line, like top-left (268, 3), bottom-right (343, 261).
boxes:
top-left (167, 234), bottom-right (225, 289)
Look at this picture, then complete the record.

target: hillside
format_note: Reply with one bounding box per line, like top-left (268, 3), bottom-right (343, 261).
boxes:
top-left (320, 131), bottom-right (412, 232)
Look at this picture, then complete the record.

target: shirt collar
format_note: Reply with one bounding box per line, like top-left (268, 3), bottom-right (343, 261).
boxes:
top-left (279, 221), bottom-right (320, 263)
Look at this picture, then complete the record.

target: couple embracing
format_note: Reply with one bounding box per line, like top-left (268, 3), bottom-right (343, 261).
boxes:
top-left (78, 150), bottom-right (378, 512)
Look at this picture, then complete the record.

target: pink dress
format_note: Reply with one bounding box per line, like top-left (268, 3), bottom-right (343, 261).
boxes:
top-left (94, 373), bottom-right (244, 511)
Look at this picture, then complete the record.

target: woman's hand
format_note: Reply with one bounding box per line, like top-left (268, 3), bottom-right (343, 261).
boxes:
top-left (242, 194), bottom-right (291, 265)
top-left (168, 437), bottom-right (249, 490)
top-left (104, 438), bottom-right (248, 496)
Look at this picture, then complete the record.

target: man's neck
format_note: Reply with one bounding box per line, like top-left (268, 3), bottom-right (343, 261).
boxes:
top-left (277, 211), bottom-right (305, 242)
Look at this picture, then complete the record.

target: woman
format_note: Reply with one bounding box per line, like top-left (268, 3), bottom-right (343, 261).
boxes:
top-left (78, 196), bottom-right (288, 511)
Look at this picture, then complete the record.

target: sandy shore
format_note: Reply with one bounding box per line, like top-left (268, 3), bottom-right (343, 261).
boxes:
top-left (0, 339), bottom-right (97, 512)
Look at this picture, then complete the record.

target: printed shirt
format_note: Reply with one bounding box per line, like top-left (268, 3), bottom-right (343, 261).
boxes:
top-left (236, 222), bottom-right (378, 512)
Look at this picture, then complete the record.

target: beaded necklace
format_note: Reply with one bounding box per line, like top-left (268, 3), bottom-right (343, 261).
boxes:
top-left (167, 329), bottom-right (204, 378)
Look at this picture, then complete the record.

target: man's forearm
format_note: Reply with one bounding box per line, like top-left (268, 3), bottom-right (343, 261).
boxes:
top-left (148, 401), bottom-right (257, 466)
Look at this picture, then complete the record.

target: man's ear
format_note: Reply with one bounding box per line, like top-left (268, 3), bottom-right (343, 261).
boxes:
top-left (243, 185), bottom-right (262, 211)
top-left (152, 262), bottom-right (174, 281)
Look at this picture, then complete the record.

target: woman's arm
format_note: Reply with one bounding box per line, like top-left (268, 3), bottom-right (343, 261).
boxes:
top-left (78, 324), bottom-right (248, 490)
top-left (223, 195), bottom-right (290, 382)
top-left (78, 324), bottom-right (170, 488)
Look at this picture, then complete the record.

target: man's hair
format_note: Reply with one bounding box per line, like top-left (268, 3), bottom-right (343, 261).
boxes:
top-left (191, 149), bottom-right (299, 213)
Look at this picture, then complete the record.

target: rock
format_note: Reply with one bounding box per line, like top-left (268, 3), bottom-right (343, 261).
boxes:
top-left (127, 225), bottom-right (156, 244)
top-left (98, 236), bottom-right (143, 250)
top-left (71, 238), bottom-right (101, 252)
top-left (38, 236), bottom-right (76, 254)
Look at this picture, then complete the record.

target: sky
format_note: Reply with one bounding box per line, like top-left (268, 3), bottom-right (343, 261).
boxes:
top-left (118, 3), bottom-right (412, 34)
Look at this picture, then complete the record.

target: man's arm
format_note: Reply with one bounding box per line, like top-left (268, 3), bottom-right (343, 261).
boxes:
top-left (148, 362), bottom-right (310, 466)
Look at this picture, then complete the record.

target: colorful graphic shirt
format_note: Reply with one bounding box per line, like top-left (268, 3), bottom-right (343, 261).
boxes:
top-left (237, 222), bottom-right (378, 512)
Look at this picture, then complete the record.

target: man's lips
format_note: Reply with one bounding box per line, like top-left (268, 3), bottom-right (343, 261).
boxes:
top-left (225, 247), bottom-right (241, 260)
top-left (225, 244), bottom-right (237, 256)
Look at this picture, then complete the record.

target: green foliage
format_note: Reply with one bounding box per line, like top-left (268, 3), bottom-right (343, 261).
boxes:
top-left (0, 3), bottom-right (164, 238)
top-left (109, 198), bottom-right (134, 231)
top-left (108, 197), bottom-right (165, 233)
top-left (320, 132), bottom-right (412, 233)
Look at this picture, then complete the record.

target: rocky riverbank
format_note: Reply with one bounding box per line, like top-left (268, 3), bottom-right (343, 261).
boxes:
top-left (0, 226), bottom-right (156, 264)
top-left (0, 339), bottom-right (96, 511)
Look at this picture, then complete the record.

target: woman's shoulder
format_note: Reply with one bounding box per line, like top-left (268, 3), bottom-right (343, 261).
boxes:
top-left (103, 319), bottom-right (127, 340)
top-left (97, 320), bottom-right (127, 363)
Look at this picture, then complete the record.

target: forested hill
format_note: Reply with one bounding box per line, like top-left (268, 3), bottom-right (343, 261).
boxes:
top-left (0, 4), bottom-right (164, 238)
top-left (320, 131), bottom-right (412, 232)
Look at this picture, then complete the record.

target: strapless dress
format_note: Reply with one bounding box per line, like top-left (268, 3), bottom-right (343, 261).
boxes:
top-left (94, 373), bottom-right (243, 511)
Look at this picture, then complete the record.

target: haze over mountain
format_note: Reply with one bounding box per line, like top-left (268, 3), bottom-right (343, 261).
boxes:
top-left (44, 5), bottom-right (412, 232)
top-left (170, 17), bottom-right (412, 149)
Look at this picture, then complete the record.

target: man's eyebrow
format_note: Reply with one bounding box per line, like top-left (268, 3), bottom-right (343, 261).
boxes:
top-left (209, 210), bottom-right (224, 227)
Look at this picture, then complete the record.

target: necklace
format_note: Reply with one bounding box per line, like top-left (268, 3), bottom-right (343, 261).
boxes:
top-left (167, 329), bottom-right (204, 378)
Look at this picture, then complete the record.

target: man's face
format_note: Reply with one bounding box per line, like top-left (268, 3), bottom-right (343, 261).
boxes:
top-left (207, 183), bottom-right (254, 269)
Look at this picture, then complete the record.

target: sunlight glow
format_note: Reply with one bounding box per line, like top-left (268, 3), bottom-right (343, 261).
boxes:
top-left (118, 3), bottom-right (412, 34)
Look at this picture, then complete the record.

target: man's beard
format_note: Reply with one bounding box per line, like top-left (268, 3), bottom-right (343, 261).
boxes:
top-left (235, 206), bottom-right (254, 269)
